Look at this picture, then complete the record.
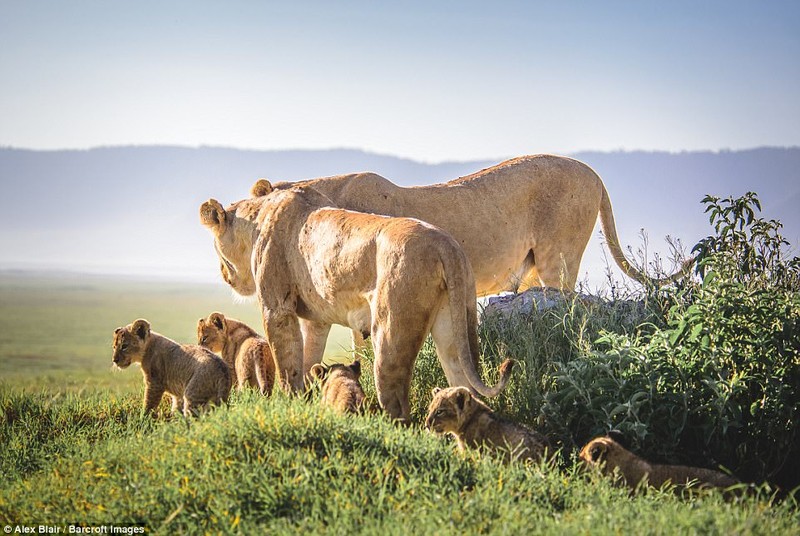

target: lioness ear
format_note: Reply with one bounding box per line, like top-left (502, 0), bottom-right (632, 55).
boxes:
top-left (310, 364), bottom-right (326, 381)
top-left (199, 199), bottom-right (227, 232)
top-left (131, 319), bottom-right (150, 340)
top-left (349, 359), bottom-right (361, 377)
top-left (209, 312), bottom-right (226, 331)
top-left (251, 179), bottom-right (273, 198)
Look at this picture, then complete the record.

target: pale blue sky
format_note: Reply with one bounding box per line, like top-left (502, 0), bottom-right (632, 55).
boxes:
top-left (1, 1), bottom-right (798, 162)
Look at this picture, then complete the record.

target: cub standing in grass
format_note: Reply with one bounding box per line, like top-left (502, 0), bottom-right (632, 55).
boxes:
top-left (580, 433), bottom-right (739, 490)
top-left (112, 318), bottom-right (231, 417)
top-left (197, 312), bottom-right (275, 395)
top-left (425, 382), bottom-right (551, 463)
top-left (310, 359), bottom-right (366, 414)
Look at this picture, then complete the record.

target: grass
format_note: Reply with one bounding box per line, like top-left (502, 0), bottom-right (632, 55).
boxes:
top-left (2, 391), bottom-right (797, 534)
top-left (1, 272), bottom-right (798, 533)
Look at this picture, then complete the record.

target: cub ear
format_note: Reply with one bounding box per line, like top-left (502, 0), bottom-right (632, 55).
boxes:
top-left (251, 179), bottom-right (273, 198)
top-left (131, 319), bottom-right (150, 340)
top-left (590, 442), bottom-right (608, 463)
top-left (199, 199), bottom-right (227, 232)
top-left (454, 388), bottom-right (472, 412)
top-left (209, 312), bottom-right (226, 331)
top-left (114, 327), bottom-right (123, 335)
top-left (309, 364), bottom-right (326, 381)
top-left (431, 387), bottom-right (442, 397)
top-left (349, 359), bottom-right (361, 377)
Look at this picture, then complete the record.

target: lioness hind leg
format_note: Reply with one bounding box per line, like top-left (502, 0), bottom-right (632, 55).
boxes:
top-left (371, 324), bottom-right (427, 423)
top-left (430, 297), bottom-right (473, 388)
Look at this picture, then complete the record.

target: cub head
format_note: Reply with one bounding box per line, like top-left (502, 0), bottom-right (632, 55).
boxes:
top-left (579, 435), bottom-right (628, 476)
top-left (200, 182), bottom-right (273, 297)
top-left (310, 359), bottom-right (362, 385)
top-left (425, 386), bottom-right (477, 435)
top-left (111, 318), bottom-right (151, 368)
top-left (197, 312), bottom-right (228, 353)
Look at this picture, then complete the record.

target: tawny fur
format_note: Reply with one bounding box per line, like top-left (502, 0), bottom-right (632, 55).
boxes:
top-left (112, 319), bottom-right (230, 417)
top-left (200, 185), bottom-right (513, 422)
top-left (310, 360), bottom-right (366, 414)
top-left (579, 435), bottom-right (739, 490)
top-left (197, 312), bottom-right (275, 395)
top-left (425, 382), bottom-right (550, 463)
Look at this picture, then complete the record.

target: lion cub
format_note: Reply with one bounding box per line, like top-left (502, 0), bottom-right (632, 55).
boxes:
top-left (112, 319), bottom-right (231, 417)
top-left (197, 312), bottom-right (275, 395)
top-left (580, 433), bottom-right (739, 490)
top-left (309, 360), bottom-right (366, 414)
top-left (425, 384), bottom-right (550, 463)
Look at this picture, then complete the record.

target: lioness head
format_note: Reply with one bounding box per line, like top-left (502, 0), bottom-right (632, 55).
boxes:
top-left (111, 319), bottom-right (151, 368)
top-left (197, 312), bottom-right (227, 353)
top-left (200, 180), bottom-right (275, 296)
top-left (310, 359), bottom-right (362, 384)
top-left (425, 386), bottom-right (477, 434)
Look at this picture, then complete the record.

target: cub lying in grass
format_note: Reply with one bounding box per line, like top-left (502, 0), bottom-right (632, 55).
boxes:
top-left (309, 360), bottom-right (366, 415)
top-left (580, 433), bottom-right (739, 490)
top-left (112, 318), bottom-right (231, 417)
top-left (425, 381), bottom-right (551, 463)
top-left (197, 312), bottom-right (275, 395)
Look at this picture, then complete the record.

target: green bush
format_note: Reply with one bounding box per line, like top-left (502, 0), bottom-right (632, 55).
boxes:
top-left (515, 193), bottom-right (800, 489)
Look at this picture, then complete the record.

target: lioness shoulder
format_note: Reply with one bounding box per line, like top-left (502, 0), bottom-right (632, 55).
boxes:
top-left (425, 381), bottom-right (550, 463)
top-left (197, 312), bottom-right (275, 396)
top-left (112, 318), bottom-right (231, 417)
top-left (310, 359), bottom-right (366, 415)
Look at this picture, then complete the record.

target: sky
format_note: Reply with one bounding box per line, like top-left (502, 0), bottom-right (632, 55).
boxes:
top-left (1, 1), bottom-right (799, 163)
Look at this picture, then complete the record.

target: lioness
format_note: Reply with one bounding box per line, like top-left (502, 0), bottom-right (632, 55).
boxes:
top-left (200, 184), bottom-right (513, 421)
top-left (579, 434), bottom-right (739, 490)
top-left (264, 154), bottom-right (692, 348)
top-left (309, 359), bottom-right (366, 414)
top-left (197, 312), bottom-right (275, 395)
top-left (425, 384), bottom-right (550, 463)
top-left (112, 319), bottom-right (231, 417)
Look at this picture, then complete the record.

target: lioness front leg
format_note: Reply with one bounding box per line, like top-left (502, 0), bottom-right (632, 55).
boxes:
top-left (264, 309), bottom-right (305, 392)
top-left (300, 318), bottom-right (331, 377)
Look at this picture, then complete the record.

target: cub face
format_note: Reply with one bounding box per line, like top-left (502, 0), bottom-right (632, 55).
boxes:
top-left (112, 319), bottom-right (151, 368)
top-left (425, 386), bottom-right (473, 434)
top-left (197, 312), bottom-right (227, 353)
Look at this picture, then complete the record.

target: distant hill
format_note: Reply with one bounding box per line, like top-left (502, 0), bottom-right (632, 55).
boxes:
top-left (1, 146), bottom-right (798, 286)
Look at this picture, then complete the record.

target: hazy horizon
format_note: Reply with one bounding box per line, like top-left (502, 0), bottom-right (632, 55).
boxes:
top-left (2, 2), bottom-right (798, 162)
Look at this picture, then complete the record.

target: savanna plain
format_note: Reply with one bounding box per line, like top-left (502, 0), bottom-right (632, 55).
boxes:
top-left (1, 194), bottom-right (799, 534)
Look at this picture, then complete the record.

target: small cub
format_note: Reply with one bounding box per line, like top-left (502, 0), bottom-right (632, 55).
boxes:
top-left (112, 318), bottom-right (231, 417)
top-left (309, 360), bottom-right (366, 414)
top-left (425, 385), bottom-right (550, 463)
top-left (580, 434), bottom-right (739, 490)
top-left (197, 312), bottom-right (275, 395)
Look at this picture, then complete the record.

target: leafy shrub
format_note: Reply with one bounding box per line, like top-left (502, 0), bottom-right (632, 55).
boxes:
top-left (531, 193), bottom-right (800, 489)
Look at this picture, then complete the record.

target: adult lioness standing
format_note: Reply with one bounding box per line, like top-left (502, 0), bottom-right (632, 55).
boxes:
top-left (200, 185), bottom-right (513, 421)
top-left (267, 154), bottom-right (691, 348)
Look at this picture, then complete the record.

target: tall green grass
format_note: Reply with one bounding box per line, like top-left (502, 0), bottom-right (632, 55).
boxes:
top-left (2, 391), bottom-right (797, 533)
